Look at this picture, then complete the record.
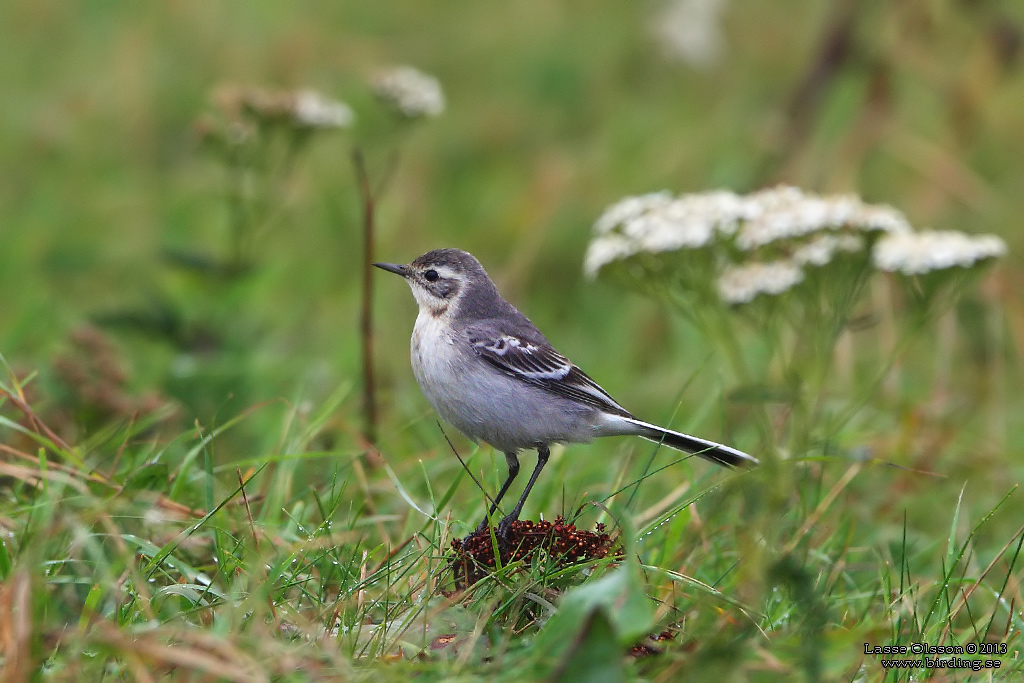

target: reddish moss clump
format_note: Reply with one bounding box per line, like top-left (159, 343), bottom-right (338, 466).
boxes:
top-left (449, 517), bottom-right (620, 588)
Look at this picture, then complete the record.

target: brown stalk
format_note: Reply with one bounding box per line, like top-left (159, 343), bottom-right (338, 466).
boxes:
top-left (0, 570), bottom-right (33, 683)
top-left (352, 147), bottom-right (400, 451)
top-left (761, 0), bottom-right (863, 181)
top-left (0, 386), bottom-right (74, 455)
top-left (354, 148), bottom-right (378, 446)
top-left (237, 467), bottom-right (259, 550)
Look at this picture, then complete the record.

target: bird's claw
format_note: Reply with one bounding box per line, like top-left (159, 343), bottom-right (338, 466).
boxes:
top-left (473, 516), bottom-right (517, 543)
top-left (496, 516), bottom-right (516, 541)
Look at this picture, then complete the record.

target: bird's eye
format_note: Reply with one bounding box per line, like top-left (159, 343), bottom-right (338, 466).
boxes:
top-left (424, 269), bottom-right (439, 282)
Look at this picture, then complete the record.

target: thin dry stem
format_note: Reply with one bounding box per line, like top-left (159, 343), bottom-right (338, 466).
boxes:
top-left (353, 148), bottom-right (379, 446)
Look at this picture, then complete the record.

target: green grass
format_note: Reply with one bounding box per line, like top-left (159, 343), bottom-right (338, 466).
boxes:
top-left (2, 2), bottom-right (1023, 680)
top-left (2, 360), bottom-right (1021, 680)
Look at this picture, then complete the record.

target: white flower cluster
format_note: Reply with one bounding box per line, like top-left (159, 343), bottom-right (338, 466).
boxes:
top-left (586, 186), bottom-right (903, 279)
top-left (653, 0), bottom-right (728, 69)
top-left (211, 86), bottom-right (354, 130)
top-left (592, 191), bottom-right (673, 235)
top-left (717, 260), bottom-right (805, 304)
top-left (372, 66), bottom-right (445, 118)
top-left (587, 185), bottom-right (1007, 305)
top-left (873, 231), bottom-right (1007, 275)
top-left (792, 233), bottom-right (864, 267)
top-left (734, 186), bottom-right (910, 250)
top-left (291, 89), bottom-right (355, 129)
top-left (585, 190), bottom-right (745, 276)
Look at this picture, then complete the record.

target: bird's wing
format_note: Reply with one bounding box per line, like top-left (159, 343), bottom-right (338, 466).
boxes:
top-left (466, 327), bottom-right (632, 418)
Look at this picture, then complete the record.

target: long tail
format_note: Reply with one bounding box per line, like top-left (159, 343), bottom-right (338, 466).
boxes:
top-left (618, 417), bottom-right (759, 469)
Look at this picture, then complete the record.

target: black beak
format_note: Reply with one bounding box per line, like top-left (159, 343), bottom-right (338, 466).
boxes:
top-left (373, 262), bottom-right (409, 277)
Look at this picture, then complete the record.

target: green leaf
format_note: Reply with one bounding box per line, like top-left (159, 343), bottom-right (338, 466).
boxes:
top-left (945, 483), bottom-right (966, 576)
top-left (78, 583), bottom-right (103, 632)
top-left (536, 554), bottom-right (655, 658)
top-left (552, 609), bottom-right (625, 683)
top-left (0, 537), bottom-right (10, 580)
top-left (154, 582), bottom-right (228, 606)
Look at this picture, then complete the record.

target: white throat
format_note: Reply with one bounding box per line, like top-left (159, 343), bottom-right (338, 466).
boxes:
top-left (408, 281), bottom-right (458, 318)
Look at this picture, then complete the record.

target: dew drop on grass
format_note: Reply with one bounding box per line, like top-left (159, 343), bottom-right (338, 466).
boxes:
top-left (640, 512), bottom-right (677, 541)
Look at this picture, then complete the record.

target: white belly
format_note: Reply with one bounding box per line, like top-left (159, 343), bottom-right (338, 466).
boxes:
top-left (409, 311), bottom-right (598, 452)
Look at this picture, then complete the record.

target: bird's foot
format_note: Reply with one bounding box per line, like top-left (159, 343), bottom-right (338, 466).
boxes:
top-left (471, 515), bottom-right (520, 555)
top-left (472, 516), bottom-right (517, 541)
top-left (496, 515), bottom-right (517, 541)
top-left (473, 510), bottom-right (501, 535)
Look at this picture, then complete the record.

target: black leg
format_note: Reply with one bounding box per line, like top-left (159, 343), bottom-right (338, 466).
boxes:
top-left (476, 452), bottom-right (520, 533)
top-left (498, 445), bottom-right (550, 536)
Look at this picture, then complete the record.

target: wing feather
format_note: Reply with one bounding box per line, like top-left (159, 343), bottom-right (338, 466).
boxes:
top-left (468, 331), bottom-right (631, 418)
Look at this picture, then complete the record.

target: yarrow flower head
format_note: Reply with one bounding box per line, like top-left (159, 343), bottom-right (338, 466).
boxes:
top-left (585, 185), bottom-right (911, 278)
top-left (873, 231), bottom-right (1007, 275)
top-left (586, 185), bottom-right (1006, 311)
top-left (716, 260), bottom-right (805, 304)
top-left (290, 89), bottom-right (354, 129)
top-left (372, 66), bottom-right (445, 118)
top-left (734, 186), bottom-right (910, 250)
top-left (211, 85), bottom-right (354, 130)
top-left (592, 192), bottom-right (674, 235)
top-left (583, 234), bottom-right (641, 279)
top-left (653, 0), bottom-right (729, 69)
top-left (791, 233), bottom-right (865, 267)
top-left (585, 190), bottom-right (747, 277)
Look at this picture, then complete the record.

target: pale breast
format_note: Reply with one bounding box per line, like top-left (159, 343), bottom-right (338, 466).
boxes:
top-left (410, 310), bottom-right (515, 445)
top-left (408, 309), bottom-right (600, 452)
top-left (410, 311), bottom-right (463, 419)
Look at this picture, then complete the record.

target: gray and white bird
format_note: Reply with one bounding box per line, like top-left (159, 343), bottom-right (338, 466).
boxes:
top-left (375, 248), bottom-right (757, 536)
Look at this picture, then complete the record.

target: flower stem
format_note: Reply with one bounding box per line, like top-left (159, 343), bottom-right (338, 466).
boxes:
top-left (353, 148), bottom-right (379, 446)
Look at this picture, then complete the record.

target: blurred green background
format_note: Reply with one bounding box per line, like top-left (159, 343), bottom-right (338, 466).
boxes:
top-left (2, 0), bottom-right (1021, 464)
top-left (3, 2), bottom-right (1024, 677)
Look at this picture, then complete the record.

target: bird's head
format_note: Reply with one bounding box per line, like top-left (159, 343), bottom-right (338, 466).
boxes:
top-left (374, 248), bottom-right (494, 318)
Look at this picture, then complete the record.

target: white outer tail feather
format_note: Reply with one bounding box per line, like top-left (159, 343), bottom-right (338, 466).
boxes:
top-left (605, 416), bottom-right (759, 469)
